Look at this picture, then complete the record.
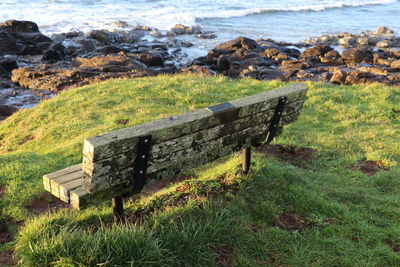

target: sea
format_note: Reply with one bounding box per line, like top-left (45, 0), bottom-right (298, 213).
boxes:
top-left (1, 0), bottom-right (400, 56)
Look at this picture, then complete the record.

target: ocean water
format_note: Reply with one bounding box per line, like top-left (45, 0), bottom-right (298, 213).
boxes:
top-left (1, 0), bottom-right (400, 55)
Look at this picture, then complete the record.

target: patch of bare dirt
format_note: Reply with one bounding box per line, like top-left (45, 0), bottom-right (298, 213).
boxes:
top-left (213, 245), bottom-right (234, 267)
top-left (385, 238), bottom-right (400, 252)
top-left (257, 144), bottom-right (315, 167)
top-left (17, 134), bottom-right (35, 145)
top-left (25, 192), bottom-right (69, 215)
top-left (275, 210), bottom-right (312, 231)
top-left (114, 119), bottom-right (130, 125)
top-left (0, 250), bottom-right (14, 267)
top-left (0, 220), bottom-right (13, 244)
top-left (356, 160), bottom-right (389, 175)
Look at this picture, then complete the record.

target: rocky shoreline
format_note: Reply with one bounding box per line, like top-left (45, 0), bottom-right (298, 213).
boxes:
top-left (1, 20), bottom-right (400, 121)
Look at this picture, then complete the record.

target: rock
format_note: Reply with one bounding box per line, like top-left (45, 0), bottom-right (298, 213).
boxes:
top-left (330, 69), bottom-right (347, 84)
top-left (391, 60), bottom-right (400, 69)
top-left (88, 30), bottom-right (142, 44)
top-left (339, 37), bottom-right (356, 47)
top-left (96, 45), bottom-right (123, 54)
top-left (320, 50), bottom-right (343, 65)
top-left (345, 70), bottom-right (369, 84)
top-left (0, 32), bottom-right (17, 54)
top-left (262, 48), bottom-right (280, 58)
top-left (167, 24), bottom-right (202, 36)
top-left (149, 29), bottom-right (164, 38)
top-left (376, 40), bottom-right (391, 48)
top-left (301, 45), bottom-right (333, 58)
top-left (179, 65), bottom-right (214, 75)
top-left (0, 104), bottom-right (18, 116)
top-left (239, 67), bottom-right (284, 80)
top-left (134, 25), bottom-right (152, 31)
top-left (217, 54), bottom-right (231, 71)
top-left (133, 52), bottom-right (165, 67)
top-left (107, 20), bottom-right (129, 28)
top-left (0, 58), bottom-right (18, 74)
top-left (357, 37), bottom-right (369, 46)
top-left (354, 63), bottom-right (393, 76)
top-left (196, 33), bottom-right (217, 39)
top-left (284, 48), bottom-right (301, 58)
top-left (375, 26), bottom-right (394, 35)
top-left (12, 54), bottom-right (154, 91)
top-left (280, 60), bottom-right (312, 70)
top-left (42, 43), bottom-right (65, 61)
top-left (215, 37), bottom-right (258, 51)
top-left (0, 20), bottom-right (52, 55)
top-left (341, 48), bottom-right (373, 64)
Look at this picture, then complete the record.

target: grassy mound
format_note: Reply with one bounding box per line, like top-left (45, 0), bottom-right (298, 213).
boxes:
top-left (0, 74), bottom-right (399, 266)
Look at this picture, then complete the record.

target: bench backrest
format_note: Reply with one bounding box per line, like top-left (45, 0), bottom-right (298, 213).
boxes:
top-left (81, 83), bottom-right (308, 197)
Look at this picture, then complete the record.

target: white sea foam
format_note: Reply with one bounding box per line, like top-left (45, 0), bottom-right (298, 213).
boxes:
top-left (0, 0), bottom-right (398, 35)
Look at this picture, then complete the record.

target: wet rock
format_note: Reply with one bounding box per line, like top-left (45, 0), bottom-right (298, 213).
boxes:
top-left (132, 52), bottom-right (165, 67)
top-left (88, 29), bottom-right (143, 44)
top-left (0, 20), bottom-right (52, 55)
top-left (42, 43), bottom-right (65, 62)
top-left (215, 36), bottom-right (258, 51)
top-left (284, 48), bottom-right (301, 58)
top-left (167, 24), bottom-right (202, 36)
top-left (342, 48), bottom-right (373, 64)
top-left (375, 26), bottom-right (394, 35)
top-left (0, 104), bottom-right (18, 116)
top-left (0, 58), bottom-right (18, 74)
top-left (196, 33), bottom-right (217, 39)
top-left (96, 45), bottom-right (123, 54)
top-left (149, 29), bottom-right (164, 38)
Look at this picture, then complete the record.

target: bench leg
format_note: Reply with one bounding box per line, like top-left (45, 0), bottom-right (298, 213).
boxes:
top-left (242, 147), bottom-right (251, 175)
top-left (112, 196), bottom-right (125, 224)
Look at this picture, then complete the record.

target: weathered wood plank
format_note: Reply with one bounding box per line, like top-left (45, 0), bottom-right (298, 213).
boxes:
top-left (50, 171), bottom-right (82, 198)
top-left (82, 111), bottom-right (300, 193)
top-left (59, 177), bottom-right (84, 203)
top-left (43, 164), bottom-right (81, 192)
top-left (83, 99), bottom-right (303, 177)
top-left (83, 83), bottom-right (308, 162)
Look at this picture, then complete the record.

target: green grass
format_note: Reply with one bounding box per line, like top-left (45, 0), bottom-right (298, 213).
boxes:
top-left (0, 74), bottom-right (399, 266)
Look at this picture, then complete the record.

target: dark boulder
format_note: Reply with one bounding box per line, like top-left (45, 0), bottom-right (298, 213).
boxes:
top-left (0, 104), bottom-right (18, 117)
top-left (42, 43), bottom-right (66, 62)
top-left (0, 58), bottom-right (18, 74)
top-left (301, 45), bottom-right (333, 58)
top-left (341, 48), bottom-right (373, 64)
top-left (0, 20), bottom-right (52, 55)
top-left (133, 52), bottom-right (165, 67)
top-left (215, 37), bottom-right (258, 51)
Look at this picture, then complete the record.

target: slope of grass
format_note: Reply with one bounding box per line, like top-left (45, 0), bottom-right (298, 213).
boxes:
top-left (0, 74), bottom-right (399, 266)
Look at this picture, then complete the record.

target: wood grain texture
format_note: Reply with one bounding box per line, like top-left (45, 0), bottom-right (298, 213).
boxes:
top-left (82, 84), bottom-right (307, 193)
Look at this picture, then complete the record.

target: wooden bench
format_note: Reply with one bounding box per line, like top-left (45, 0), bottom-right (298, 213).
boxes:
top-left (43, 83), bottom-right (308, 222)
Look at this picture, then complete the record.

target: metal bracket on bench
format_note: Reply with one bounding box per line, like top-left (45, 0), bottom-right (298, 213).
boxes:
top-left (265, 96), bottom-right (287, 144)
top-left (132, 135), bottom-right (152, 194)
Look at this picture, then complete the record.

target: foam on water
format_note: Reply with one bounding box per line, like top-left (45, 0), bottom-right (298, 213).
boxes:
top-left (1, 0), bottom-right (399, 36)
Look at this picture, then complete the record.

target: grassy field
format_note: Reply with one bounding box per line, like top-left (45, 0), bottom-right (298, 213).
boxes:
top-left (0, 74), bottom-right (399, 266)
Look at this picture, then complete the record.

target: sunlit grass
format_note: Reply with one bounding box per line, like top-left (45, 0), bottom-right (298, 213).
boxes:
top-left (0, 74), bottom-right (398, 266)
